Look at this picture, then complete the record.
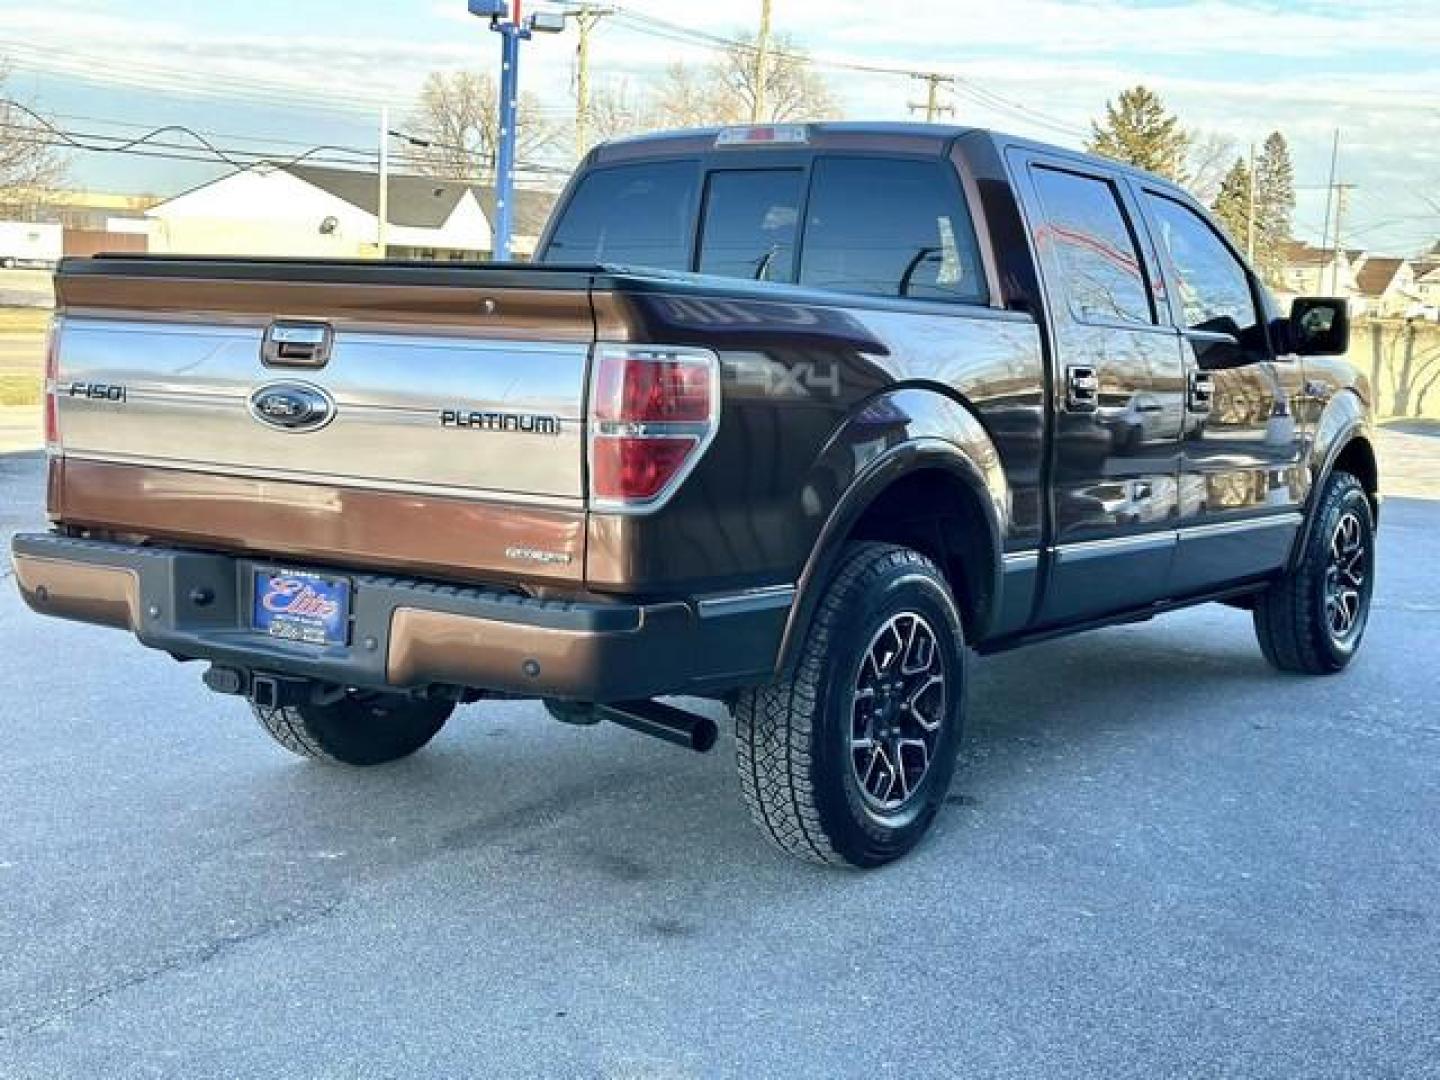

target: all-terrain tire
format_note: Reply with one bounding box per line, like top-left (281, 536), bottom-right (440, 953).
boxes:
top-left (1253, 470), bottom-right (1375, 675)
top-left (252, 694), bottom-right (454, 766)
top-left (734, 543), bottom-right (966, 868)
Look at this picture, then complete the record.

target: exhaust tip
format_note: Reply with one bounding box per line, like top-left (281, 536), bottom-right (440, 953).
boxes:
top-left (597, 699), bottom-right (719, 754)
top-left (690, 717), bottom-right (719, 753)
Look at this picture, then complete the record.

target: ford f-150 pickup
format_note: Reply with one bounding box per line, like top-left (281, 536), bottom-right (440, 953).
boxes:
top-left (11, 124), bottom-right (1378, 867)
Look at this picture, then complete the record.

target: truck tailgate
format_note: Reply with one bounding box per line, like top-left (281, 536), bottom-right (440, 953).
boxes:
top-left (48, 258), bottom-right (609, 584)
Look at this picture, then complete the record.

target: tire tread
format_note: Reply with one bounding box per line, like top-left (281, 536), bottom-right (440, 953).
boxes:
top-left (1253, 471), bottom-right (1370, 675)
top-left (735, 543), bottom-right (946, 866)
top-left (250, 696), bottom-right (451, 766)
top-left (252, 703), bottom-right (330, 761)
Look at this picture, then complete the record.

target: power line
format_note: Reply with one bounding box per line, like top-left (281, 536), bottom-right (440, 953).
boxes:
top-left (48, 112), bottom-right (377, 152)
top-left (2, 37), bottom-right (577, 125)
top-left (595, 5), bottom-right (1087, 138)
top-left (8, 10), bottom-right (1091, 142)
top-left (2, 100), bottom-right (376, 172)
top-left (0, 40), bottom-right (394, 119)
top-left (1, 112), bottom-right (571, 182)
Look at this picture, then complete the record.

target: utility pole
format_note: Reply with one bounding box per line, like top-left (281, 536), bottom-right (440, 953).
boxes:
top-left (1320, 128), bottom-right (1339, 292)
top-left (752, 0), bottom-right (772, 123)
top-left (1329, 183), bottom-right (1355, 295)
top-left (377, 106), bottom-right (390, 259)
top-left (908, 73), bottom-right (955, 123)
top-left (1245, 140), bottom-right (1256, 262)
top-left (573, 5), bottom-right (614, 161)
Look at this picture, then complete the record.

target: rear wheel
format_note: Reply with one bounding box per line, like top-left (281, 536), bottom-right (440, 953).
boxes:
top-left (252, 693), bottom-right (453, 766)
top-left (734, 543), bottom-right (966, 868)
top-left (1254, 470), bottom-right (1375, 674)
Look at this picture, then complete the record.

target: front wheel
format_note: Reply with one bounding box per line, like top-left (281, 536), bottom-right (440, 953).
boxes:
top-left (734, 543), bottom-right (966, 868)
top-left (1253, 470), bottom-right (1375, 674)
top-left (252, 693), bottom-right (453, 766)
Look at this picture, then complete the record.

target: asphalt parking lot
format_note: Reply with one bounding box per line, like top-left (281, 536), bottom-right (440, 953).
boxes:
top-left (2, 447), bottom-right (1437, 1079)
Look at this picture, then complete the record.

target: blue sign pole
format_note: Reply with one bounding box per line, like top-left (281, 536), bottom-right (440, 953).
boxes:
top-left (469, 0), bottom-right (533, 262)
top-left (492, 19), bottom-right (523, 261)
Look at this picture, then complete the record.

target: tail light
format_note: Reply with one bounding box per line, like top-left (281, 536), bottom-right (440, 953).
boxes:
top-left (588, 345), bottom-right (720, 510)
top-left (43, 315), bottom-right (63, 453)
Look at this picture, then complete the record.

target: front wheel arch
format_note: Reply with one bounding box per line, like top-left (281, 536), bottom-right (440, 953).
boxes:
top-left (1290, 427), bottom-right (1378, 573)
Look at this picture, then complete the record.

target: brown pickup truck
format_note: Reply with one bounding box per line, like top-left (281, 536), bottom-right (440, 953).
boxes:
top-left (12, 124), bottom-right (1377, 866)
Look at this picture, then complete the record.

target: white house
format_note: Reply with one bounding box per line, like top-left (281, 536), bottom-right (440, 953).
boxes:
top-left (1279, 240), bottom-right (1360, 298)
top-left (145, 164), bottom-right (554, 260)
top-left (1409, 259), bottom-right (1440, 320)
top-left (1351, 256), bottom-right (1417, 318)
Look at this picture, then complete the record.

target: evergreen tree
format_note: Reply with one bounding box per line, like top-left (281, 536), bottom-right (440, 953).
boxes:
top-left (1253, 131), bottom-right (1296, 285)
top-left (1212, 156), bottom-right (1253, 254)
top-left (1087, 86), bottom-right (1191, 182)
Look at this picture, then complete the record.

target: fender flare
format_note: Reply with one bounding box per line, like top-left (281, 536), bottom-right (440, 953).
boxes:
top-left (774, 390), bottom-right (1008, 678)
top-left (1289, 390), bottom-right (1375, 571)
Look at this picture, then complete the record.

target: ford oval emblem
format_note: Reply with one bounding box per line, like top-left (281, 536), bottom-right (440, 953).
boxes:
top-left (248, 382), bottom-right (336, 433)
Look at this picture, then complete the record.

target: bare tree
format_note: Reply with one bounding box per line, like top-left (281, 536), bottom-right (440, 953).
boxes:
top-left (650, 62), bottom-right (743, 129)
top-left (1186, 130), bottom-right (1237, 205)
top-left (404, 71), bottom-right (560, 180)
top-left (715, 33), bottom-right (840, 124)
top-left (649, 34), bottom-right (840, 131)
top-left (584, 81), bottom-right (656, 145)
top-left (0, 60), bottom-right (69, 211)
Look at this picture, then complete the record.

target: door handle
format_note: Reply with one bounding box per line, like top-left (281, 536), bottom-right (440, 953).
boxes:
top-left (1066, 365), bottom-right (1100, 412)
top-left (1188, 371), bottom-right (1215, 413)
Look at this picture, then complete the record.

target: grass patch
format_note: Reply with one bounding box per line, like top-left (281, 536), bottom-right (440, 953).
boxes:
top-left (0, 307), bottom-right (51, 334)
top-left (0, 374), bottom-right (41, 407)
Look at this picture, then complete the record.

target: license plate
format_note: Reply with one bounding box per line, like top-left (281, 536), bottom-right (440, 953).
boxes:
top-left (252, 569), bottom-right (351, 646)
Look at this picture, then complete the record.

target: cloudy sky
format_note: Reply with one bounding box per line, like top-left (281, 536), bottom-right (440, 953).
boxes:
top-left (1, 0), bottom-right (1435, 254)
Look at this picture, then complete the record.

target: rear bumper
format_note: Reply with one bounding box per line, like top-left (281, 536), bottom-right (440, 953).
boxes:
top-left (10, 533), bottom-right (792, 702)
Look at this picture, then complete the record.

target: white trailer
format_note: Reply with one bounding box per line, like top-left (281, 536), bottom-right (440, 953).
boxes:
top-left (0, 221), bottom-right (63, 268)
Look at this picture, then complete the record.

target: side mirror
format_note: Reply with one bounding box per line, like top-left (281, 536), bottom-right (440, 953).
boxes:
top-left (1289, 297), bottom-right (1350, 357)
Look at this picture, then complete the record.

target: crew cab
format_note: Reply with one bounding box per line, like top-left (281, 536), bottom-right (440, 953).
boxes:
top-left (11, 124), bottom-right (1378, 867)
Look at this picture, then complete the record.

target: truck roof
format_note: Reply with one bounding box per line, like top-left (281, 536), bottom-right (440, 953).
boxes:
top-left (587, 121), bottom-right (1191, 199)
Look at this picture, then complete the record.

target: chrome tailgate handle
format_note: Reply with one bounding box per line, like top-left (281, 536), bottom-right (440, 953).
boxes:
top-left (262, 322), bottom-right (333, 369)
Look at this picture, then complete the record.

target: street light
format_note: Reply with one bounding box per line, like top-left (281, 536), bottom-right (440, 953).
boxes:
top-left (467, 0), bottom-right (566, 261)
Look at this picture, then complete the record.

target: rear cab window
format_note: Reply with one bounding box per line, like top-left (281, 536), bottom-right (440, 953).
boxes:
top-left (800, 157), bottom-right (987, 304)
top-left (543, 150), bottom-right (989, 307)
top-left (542, 160), bottom-right (698, 271)
top-left (698, 169), bottom-right (804, 284)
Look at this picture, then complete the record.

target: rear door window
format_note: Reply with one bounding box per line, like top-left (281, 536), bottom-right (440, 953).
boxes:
top-left (799, 157), bottom-right (987, 303)
top-left (1030, 165), bottom-right (1155, 326)
top-left (542, 160), bottom-right (698, 271)
top-left (697, 169), bottom-right (804, 284)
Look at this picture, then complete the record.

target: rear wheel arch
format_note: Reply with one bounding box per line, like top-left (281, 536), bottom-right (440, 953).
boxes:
top-left (778, 446), bottom-right (1003, 677)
